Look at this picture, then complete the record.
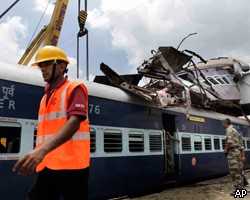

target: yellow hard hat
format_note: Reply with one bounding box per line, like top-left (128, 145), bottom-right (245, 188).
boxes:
top-left (32, 45), bottom-right (70, 66)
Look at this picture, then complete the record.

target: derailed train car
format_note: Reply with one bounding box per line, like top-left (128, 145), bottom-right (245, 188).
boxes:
top-left (0, 60), bottom-right (249, 200)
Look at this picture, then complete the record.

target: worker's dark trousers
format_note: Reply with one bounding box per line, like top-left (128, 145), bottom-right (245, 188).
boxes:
top-left (27, 167), bottom-right (89, 200)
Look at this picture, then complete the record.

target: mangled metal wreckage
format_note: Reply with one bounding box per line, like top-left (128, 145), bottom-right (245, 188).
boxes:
top-left (94, 46), bottom-right (250, 117)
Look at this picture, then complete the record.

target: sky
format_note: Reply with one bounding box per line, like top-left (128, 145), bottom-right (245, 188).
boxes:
top-left (1, 0), bottom-right (250, 81)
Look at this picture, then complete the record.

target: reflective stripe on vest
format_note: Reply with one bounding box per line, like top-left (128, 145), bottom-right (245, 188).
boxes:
top-left (36, 131), bottom-right (90, 146)
top-left (38, 110), bottom-right (67, 122)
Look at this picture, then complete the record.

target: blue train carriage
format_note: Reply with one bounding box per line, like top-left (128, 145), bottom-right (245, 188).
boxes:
top-left (162, 107), bottom-right (250, 184)
top-left (0, 61), bottom-right (250, 200)
top-left (86, 79), bottom-right (250, 199)
top-left (0, 61), bottom-right (164, 200)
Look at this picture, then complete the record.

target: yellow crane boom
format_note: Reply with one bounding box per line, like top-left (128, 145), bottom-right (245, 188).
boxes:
top-left (18, 0), bottom-right (69, 65)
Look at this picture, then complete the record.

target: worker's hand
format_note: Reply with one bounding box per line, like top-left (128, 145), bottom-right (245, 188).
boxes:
top-left (12, 148), bottom-right (46, 176)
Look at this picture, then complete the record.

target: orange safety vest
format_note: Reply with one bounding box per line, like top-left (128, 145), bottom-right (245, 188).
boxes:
top-left (36, 79), bottom-right (90, 172)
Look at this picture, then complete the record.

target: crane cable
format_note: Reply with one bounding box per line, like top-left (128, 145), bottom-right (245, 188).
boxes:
top-left (26, 0), bottom-right (52, 48)
top-left (59, 0), bottom-right (138, 45)
top-left (0, 0), bottom-right (20, 19)
top-left (60, 0), bottom-right (149, 49)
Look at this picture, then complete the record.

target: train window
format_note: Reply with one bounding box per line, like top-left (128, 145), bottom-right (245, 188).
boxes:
top-left (149, 132), bottom-right (162, 152)
top-left (207, 77), bottom-right (219, 85)
top-left (222, 138), bottom-right (226, 149)
top-left (90, 128), bottom-right (96, 153)
top-left (221, 76), bottom-right (230, 84)
top-left (0, 122), bottom-right (21, 153)
top-left (181, 135), bottom-right (191, 151)
top-left (214, 76), bottom-right (225, 84)
top-left (247, 140), bottom-right (250, 149)
top-left (104, 129), bottom-right (122, 152)
top-left (194, 135), bottom-right (202, 151)
top-left (213, 137), bottom-right (220, 150)
top-left (129, 131), bottom-right (144, 152)
top-left (204, 136), bottom-right (212, 150)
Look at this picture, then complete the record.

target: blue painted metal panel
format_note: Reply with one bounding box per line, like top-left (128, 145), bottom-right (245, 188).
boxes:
top-left (0, 156), bottom-right (164, 200)
top-left (0, 153), bottom-right (249, 199)
top-left (0, 79), bottom-right (163, 130)
top-left (176, 113), bottom-right (249, 137)
top-left (0, 160), bottom-right (37, 200)
top-left (88, 155), bottom-right (165, 200)
top-left (177, 152), bottom-right (228, 181)
top-left (88, 96), bottom-right (162, 130)
top-left (0, 80), bottom-right (43, 119)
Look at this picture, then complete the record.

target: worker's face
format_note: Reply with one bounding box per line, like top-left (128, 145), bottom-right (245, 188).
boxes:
top-left (38, 60), bottom-right (65, 83)
top-left (38, 60), bottom-right (55, 82)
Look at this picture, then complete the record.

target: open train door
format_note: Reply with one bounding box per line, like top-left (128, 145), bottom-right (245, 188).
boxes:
top-left (162, 113), bottom-right (180, 181)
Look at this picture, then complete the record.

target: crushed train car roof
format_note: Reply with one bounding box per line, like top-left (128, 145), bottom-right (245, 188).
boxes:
top-left (95, 46), bottom-right (250, 117)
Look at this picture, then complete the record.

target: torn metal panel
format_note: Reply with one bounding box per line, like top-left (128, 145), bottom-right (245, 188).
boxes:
top-left (93, 74), bottom-right (142, 86)
top-left (157, 46), bottom-right (192, 73)
top-left (100, 62), bottom-right (162, 106)
top-left (100, 62), bottom-right (188, 108)
top-left (99, 46), bottom-right (250, 117)
top-left (138, 46), bottom-right (192, 78)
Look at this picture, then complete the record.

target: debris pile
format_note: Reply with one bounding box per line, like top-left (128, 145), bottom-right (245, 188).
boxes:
top-left (95, 46), bottom-right (250, 117)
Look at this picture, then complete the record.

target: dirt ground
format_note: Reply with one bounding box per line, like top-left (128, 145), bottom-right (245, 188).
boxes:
top-left (130, 170), bottom-right (250, 200)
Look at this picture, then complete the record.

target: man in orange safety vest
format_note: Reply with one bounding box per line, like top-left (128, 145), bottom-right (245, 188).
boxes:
top-left (13, 45), bottom-right (90, 200)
